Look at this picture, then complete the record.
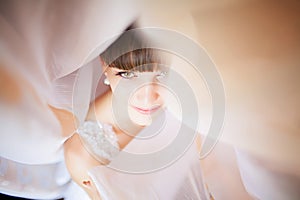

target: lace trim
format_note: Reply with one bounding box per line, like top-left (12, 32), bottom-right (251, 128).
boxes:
top-left (77, 121), bottom-right (120, 163)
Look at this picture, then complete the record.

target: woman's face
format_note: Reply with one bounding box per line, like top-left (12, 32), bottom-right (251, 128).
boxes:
top-left (105, 66), bottom-right (169, 126)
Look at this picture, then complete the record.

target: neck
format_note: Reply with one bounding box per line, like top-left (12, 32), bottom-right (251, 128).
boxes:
top-left (88, 90), bottom-right (143, 135)
top-left (88, 89), bottom-right (113, 124)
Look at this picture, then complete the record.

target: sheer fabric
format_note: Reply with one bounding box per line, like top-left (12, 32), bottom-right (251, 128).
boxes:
top-left (0, 1), bottom-right (138, 198)
top-left (0, 156), bottom-right (70, 200)
top-left (0, 0), bottom-right (138, 120)
top-left (236, 150), bottom-right (300, 200)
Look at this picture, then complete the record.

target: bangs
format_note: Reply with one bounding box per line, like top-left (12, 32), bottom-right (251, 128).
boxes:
top-left (105, 48), bottom-right (166, 72)
top-left (100, 29), bottom-right (169, 72)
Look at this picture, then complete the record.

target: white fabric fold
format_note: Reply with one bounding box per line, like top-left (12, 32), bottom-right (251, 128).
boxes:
top-left (0, 1), bottom-right (139, 198)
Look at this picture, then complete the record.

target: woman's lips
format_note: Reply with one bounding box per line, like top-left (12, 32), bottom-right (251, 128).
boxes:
top-left (132, 105), bottom-right (161, 114)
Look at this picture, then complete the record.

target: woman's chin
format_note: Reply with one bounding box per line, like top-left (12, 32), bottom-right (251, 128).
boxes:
top-left (129, 112), bottom-right (153, 127)
top-left (132, 117), bottom-right (152, 127)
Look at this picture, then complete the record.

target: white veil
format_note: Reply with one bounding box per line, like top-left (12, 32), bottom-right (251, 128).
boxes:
top-left (0, 0), bottom-right (139, 122)
top-left (0, 1), bottom-right (139, 198)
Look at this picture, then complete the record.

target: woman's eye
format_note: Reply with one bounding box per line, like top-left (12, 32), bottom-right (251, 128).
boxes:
top-left (156, 71), bottom-right (168, 79)
top-left (117, 71), bottom-right (136, 79)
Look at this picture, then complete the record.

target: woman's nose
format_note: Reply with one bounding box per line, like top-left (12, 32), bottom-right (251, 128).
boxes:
top-left (134, 83), bottom-right (160, 106)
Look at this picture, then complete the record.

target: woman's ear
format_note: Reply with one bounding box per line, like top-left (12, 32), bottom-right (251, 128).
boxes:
top-left (99, 56), bottom-right (104, 65)
top-left (100, 57), bottom-right (110, 82)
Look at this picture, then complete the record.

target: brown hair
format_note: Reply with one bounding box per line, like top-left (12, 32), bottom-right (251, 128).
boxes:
top-left (100, 30), bottom-right (167, 72)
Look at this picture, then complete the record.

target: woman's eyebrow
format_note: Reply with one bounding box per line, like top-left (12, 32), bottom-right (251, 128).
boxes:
top-left (111, 68), bottom-right (130, 72)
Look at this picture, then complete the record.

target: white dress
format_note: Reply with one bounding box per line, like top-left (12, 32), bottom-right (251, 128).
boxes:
top-left (88, 111), bottom-right (210, 200)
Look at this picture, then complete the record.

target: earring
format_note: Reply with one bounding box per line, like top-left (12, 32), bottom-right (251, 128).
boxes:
top-left (103, 77), bottom-right (110, 86)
